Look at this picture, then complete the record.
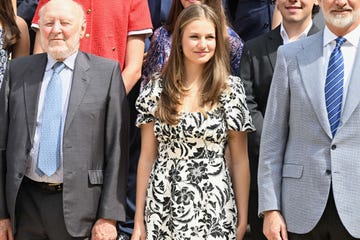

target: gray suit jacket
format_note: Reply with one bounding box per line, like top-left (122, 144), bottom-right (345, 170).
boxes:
top-left (0, 52), bottom-right (129, 237)
top-left (258, 30), bottom-right (360, 237)
top-left (240, 25), bottom-right (319, 191)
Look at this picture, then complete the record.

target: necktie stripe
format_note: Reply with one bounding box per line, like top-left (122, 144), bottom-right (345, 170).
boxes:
top-left (325, 37), bottom-right (346, 137)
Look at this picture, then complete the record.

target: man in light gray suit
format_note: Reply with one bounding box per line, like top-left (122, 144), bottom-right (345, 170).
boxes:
top-left (0, 0), bottom-right (129, 239)
top-left (258, 0), bottom-right (360, 239)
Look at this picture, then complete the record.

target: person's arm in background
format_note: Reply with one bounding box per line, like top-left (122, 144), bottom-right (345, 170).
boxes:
top-left (122, 34), bottom-right (146, 94)
top-left (12, 0), bottom-right (17, 12)
top-left (13, 16), bottom-right (30, 58)
top-left (239, 44), bottom-right (263, 148)
top-left (32, 31), bottom-right (42, 53)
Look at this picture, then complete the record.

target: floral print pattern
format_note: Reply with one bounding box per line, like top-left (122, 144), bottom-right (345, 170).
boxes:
top-left (136, 74), bottom-right (254, 240)
top-left (0, 30), bottom-right (9, 87)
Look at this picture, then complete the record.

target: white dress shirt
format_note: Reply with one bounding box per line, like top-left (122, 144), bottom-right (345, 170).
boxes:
top-left (280, 20), bottom-right (313, 45)
top-left (323, 24), bottom-right (360, 111)
top-left (26, 52), bottom-right (77, 183)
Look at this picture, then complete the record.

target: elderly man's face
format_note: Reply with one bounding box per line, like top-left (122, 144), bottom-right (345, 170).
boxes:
top-left (319, 0), bottom-right (360, 35)
top-left (39, 0), bottom-right (86, 61)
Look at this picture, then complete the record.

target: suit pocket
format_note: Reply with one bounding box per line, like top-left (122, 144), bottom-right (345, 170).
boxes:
top-left (282, 164), bottom-right (303, 178)
top-left (88, 170), bottom-right (104, 185)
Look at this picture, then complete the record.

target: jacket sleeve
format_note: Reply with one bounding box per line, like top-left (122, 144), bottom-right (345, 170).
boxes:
top-left (97, 62), bottom-right (129, 222)
top-left (0, 64), bottom-right (10, 219)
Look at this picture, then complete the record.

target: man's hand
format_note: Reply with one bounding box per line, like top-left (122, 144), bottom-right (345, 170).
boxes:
top-left (263, 210), bottom-right (288, 240)
top-left (0, 219), bottom-right (13, 240)
top-left (91, 218), bottom-right (117, 240)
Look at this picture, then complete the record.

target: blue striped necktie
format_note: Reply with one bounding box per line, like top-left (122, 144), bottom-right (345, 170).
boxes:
top-left (37, 62), bottom-right (66, 176)
top-left (325, 37), bottom-right (346, 137)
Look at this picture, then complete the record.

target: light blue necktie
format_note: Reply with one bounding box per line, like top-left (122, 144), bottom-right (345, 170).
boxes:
top-left (37, 62), bottom-right (66, 176)
top-left (325, 37), bottom-right (346, 137)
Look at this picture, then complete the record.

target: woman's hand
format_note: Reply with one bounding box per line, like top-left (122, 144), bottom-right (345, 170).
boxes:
top-left (130, 220), bottom-right (146, 240)
top-left (236, 222), bottom-right (248, 240)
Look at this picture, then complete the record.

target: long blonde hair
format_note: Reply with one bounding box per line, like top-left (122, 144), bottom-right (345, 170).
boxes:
top-left (157, 4), bottom-right (230, 125)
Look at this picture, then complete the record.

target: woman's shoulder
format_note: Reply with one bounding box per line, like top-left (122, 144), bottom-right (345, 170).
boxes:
top-left (142, 72), bottom-right (164, 96)
top-left (225, 75), bottom-right (244, 92)
top-left (219, 75), bottom-right (246, 103)
top-left (221, 75), bottom-right (255, 131)
top-left (136, 72), bottom-right (163, 124)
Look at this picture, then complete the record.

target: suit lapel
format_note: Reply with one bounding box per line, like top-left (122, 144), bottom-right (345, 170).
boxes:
top-left (23, 54), bottom-right (47, 145)
top-left (297, 31), bottom-right (332, 138)
top-left (266, 26), bottom-right (283, 70)
top-left (341, 42), bottom-right (360, 127)
top-left (64, 52), bottom-right (90, 134)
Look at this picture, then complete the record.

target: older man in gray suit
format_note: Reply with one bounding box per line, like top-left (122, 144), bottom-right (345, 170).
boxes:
top-left (0, 0), bottom-right (129, 239)
top-left (258, 0), bottom-right (360, 239)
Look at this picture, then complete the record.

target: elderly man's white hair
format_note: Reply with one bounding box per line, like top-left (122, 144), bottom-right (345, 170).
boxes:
top-left (39, 0), bottom-right (85, 22)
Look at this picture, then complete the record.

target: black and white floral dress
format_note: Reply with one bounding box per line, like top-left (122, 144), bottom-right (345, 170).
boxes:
top-left (136, 74), bottom-right (254, 240)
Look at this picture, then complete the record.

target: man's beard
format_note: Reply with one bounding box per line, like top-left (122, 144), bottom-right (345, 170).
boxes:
top-left (324, 8), bottom-right (360, 28)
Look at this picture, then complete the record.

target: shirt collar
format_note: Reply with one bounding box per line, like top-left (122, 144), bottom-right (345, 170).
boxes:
top-left (323, 23), bottom-right (360, 48)
top-left (46, 51), bottom-right (78, 72)
top-left (280, 20), bottom-right (313, 44)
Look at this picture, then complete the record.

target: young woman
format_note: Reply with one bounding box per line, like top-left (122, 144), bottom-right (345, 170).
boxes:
top-left (141, 0), bottom-right (243, 90)
top-left (132, 4), bottom-right (254, 240)
top-left (0, 0), bottom-right (29, 85)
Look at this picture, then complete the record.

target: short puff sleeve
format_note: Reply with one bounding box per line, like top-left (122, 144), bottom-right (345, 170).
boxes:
top-left (135, 73), bottom-right (162, 127)
top-left (220, 75), bottom-right (255, 132)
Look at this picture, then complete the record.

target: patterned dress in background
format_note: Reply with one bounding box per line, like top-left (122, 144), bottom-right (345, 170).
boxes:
top-left (0, 29), bottom-right (9, 87)
top-left (136, 74), bottom-right (254, 240)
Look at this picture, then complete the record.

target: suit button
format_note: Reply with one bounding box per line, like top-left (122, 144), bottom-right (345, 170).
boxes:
top-left (331, 145), bottom-right (336, 150)
top-left (17, 173), bottom-right (23, 179)
top-left (325, 170), bottom-right (331, 175)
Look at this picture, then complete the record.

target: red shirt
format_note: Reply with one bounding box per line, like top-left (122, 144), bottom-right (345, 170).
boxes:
top-left (32, 0), bottom-right (153, 70)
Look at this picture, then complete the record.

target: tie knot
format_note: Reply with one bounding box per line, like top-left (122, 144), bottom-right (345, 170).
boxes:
top-left (335, 37), bottom-right (346, 49)
top-left (53, 62), bottom-right (66, 74)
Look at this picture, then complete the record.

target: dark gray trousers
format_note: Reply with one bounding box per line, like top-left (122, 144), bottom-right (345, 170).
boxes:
top-left (288, 188), bottom-right (358, 240)
top-left (15, 178), bottom-right (87, 240)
